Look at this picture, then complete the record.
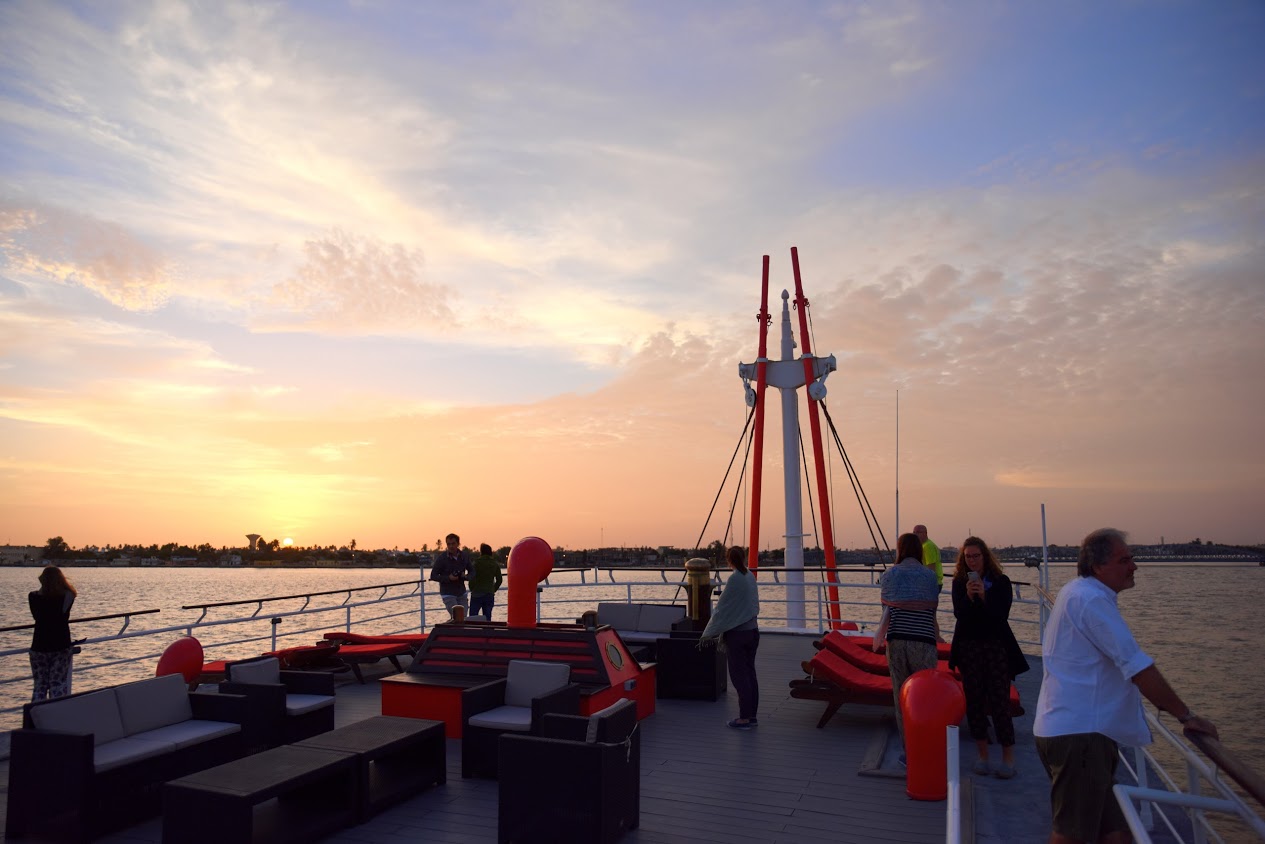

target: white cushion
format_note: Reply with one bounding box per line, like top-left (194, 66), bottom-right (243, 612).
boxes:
top-left (596, 603), bottom-right (641, 631)
top-left (131, 720), bottom-right (240, 750)
top-left (227, 657), bottom-right (281, 685)
top-left (585, 698), bottom-right (636, 742)
top-left (29, 689), bottom-right (125, 746)
top-left (93, 735), bottom-right (176, 772)
top-left (615, 631), bottom-right (659, 644)
top-left (504, 660), bottom-right (570, 708)
top-left (285, 693), bottom-right (334, 716)
top-left (116, 674), bottom-right (193, 736)
top-left (638, 605), bottom-right (686, 633)
top-left (468, 705), bottom-right (533, 731)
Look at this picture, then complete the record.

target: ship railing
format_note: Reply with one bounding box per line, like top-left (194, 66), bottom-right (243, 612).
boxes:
top-left (0, 580), bottom-right (428, 723)
top-left (1114, 710), bottom-right (1265, 843)
top-left (533, 566), bottom-right (1047, 648)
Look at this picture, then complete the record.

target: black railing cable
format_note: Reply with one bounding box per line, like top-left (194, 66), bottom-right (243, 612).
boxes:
top-left (820, 400), bottom-right (894, 568)
top-left (692, 403), bottom-right (756, 556)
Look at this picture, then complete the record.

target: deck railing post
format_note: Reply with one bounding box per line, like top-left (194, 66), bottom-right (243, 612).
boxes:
top-left (1189, 758), bottom-right (1207, 844)
top-left (270, 617), bottom-right (281, 652)
top-left (946, 724), bottom-right (961, 844)
top-left (1134, 746), bottom-right (1153, 831)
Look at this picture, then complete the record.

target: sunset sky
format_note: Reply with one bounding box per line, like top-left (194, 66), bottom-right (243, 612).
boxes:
top-left (2, 1), bottom-right (1263, 553)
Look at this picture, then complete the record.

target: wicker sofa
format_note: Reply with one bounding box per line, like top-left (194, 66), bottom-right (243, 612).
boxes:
top-left (591, 603), bottom-right (688, 648)
top-left (5, 672), bottom-right (252, 843)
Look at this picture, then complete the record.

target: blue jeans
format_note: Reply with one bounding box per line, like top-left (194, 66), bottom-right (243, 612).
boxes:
top-left (470, 592), bottom-right (495, 620)
top-left (723, 628), bottom-right (760, 720)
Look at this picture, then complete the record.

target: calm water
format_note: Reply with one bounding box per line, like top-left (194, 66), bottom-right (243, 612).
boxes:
top-left (2, 564), bottom-right (1262, 784)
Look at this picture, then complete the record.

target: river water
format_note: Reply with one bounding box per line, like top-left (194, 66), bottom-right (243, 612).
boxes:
top-left (2, 563), bottom-right (1262, 804)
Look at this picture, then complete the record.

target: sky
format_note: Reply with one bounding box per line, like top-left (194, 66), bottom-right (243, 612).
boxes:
top-left (1, 1), bottom-right (1263, 554)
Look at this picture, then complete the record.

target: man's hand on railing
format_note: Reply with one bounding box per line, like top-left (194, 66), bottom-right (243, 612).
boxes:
top-left (1180, 713), bottom-right (1219, 741)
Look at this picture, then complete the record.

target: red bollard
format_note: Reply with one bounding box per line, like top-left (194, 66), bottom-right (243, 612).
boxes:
top-left (900, 667), bottom-right (966, 800)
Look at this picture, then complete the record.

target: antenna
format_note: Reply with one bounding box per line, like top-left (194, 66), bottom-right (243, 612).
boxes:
top-left (895, 390), bottom-right (900, 537)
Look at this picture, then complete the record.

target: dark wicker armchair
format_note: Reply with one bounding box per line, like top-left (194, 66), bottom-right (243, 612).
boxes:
top-left (219, 654), bottom-right (335, 746)
top-left (497, 697), bottom-right (641, 844)
top-left (461, 659), bottom-right (580, 779)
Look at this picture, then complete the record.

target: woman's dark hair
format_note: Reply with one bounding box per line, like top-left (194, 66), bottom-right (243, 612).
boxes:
top-left (896, 533), bottom-right (923, 564)
top-left (38, 566), bottom-right (76, 598)
top-left (726, 545), bottom-right (748, 574)
top-left (952, 536), bottom-right (1004, 581)
top-left (479, 543), bottom-right (492, 555)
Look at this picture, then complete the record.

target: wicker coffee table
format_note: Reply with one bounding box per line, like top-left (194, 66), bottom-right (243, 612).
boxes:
top-left (163, 744), bottom-right (357, 844)
top-left (294, 715), bottom-right (446, 819)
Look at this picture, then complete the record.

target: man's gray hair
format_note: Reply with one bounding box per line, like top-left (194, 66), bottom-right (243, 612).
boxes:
top-left (1078, 528), bottom-right (1128, 577)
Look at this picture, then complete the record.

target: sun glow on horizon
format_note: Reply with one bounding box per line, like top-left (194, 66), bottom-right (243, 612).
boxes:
top-left (283, 537), bottom-right (294, 546)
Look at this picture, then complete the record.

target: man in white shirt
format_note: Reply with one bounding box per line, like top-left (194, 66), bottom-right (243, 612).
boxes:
top-left (1034, 528), bottom-right (1218, 843)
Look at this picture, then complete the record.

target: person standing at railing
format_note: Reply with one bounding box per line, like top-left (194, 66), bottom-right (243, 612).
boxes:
top-left (913, 524), bottom-right (943, 588)
top-left (1035, 528), bottom-right (1219, 844)
top-left (28, 565), bottom-right (77, 701)
top-left (949, 536), bottom-right (1029, 779)
top-left (700, 546), bottom-right (760, 730)
top-left (469, 543), bottom-right (503, 621)
top-left (430, 533), bottom-right (472, 618)
top-left (873, 532), bottom-right (941, 763)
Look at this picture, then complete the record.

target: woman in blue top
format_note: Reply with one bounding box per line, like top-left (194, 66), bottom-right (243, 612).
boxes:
top-left (701, 546), bottom-right (760, 729)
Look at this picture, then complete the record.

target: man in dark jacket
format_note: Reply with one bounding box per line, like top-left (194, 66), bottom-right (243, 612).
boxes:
top-left (429, 533), bottom-right (472, 618)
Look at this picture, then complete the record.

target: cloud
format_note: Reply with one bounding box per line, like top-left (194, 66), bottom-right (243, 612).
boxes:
top-left (267, 230), bottom-right (456, 333)
top-left (1, 204), bottom-right (171, 310)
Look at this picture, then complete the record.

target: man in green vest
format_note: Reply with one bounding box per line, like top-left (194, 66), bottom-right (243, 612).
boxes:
top-left (913, 524), bottom-right (942, 588)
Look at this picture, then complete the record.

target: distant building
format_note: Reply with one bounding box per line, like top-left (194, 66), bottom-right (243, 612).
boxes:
top-left (0, 545), bottom-right (42, 566)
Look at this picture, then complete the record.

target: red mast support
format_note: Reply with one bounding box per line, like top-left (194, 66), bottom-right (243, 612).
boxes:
top-left (790, 247), bottom-right (841, 624)
top-left (746, 256), bottom-right (771, 573)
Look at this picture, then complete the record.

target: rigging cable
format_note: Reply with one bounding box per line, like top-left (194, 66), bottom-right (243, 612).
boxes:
top-left (819, 400), bottom-right (894, 569)
top-left (691, 403), bottom-right (757, 556)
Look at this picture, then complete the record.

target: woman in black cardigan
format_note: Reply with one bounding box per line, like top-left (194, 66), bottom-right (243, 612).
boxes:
top-left (29, 566), bottom-right (77, 700)
top-left (949, 536), bottom-right (1028, 779)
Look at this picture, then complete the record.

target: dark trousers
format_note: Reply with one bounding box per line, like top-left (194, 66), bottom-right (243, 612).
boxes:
top-left (959, 638), bottom-right (1015, 746)
top-left (470, 593), bottom-right (495, 619)
top-left (723, 628), bottom-right (760, 719)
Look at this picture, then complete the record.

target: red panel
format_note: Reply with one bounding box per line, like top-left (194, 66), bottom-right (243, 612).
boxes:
top-left (380, 680), bottom-right (465, 738)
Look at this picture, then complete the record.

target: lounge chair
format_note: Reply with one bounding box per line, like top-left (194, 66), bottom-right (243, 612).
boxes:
top-left (461, 659), bottom-right (580, 779)
top-left (220, 655), bottom-right (336, 746)
top-left (498, 698), bottom-right (640, 843)
top-left (791, 648), bottom-right (1022, 729)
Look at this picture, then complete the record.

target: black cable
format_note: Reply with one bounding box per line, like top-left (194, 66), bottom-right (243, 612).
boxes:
top-left (820, 401), bottom-right (893, 568)
top-left (692, 404), bottom-right (756, 554)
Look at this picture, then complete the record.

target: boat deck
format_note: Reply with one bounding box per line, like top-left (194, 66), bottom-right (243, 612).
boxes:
top-left (1, 632), bottom-right (1062, 843)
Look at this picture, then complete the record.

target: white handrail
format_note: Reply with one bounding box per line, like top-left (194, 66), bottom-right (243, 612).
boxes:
top-left (946, 725), bottom-right (961, 844)
top-left (1110, 711), bottom-right (1265, 842)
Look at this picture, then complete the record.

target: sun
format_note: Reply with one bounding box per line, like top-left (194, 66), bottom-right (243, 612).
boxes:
top-left (283, 537), bottom-right (294, 547)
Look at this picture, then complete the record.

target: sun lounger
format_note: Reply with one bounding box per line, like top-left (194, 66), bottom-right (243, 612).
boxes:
top-left (333, 642), bottom-right (415, 683)
top-left (322, 631), bottom-right (429, 651)
top-left (791, 648), bottom-right (1023, 728)
top-left (815, 632), bottom-right (953, 661)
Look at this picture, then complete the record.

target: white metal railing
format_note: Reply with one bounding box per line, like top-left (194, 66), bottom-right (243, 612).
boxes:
top-left (946, 725), bottom-right (962, 844)
top-left (1114, 711), bottom-right (1265, 843)
top-left (0, 579), bottom-right (429, 721)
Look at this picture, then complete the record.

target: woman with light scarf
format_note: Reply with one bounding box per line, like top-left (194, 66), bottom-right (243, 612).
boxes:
top-left (701, 546), bottom-right (760, 729)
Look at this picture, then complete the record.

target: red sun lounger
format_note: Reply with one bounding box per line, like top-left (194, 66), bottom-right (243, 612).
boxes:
top-left (792, 648), bottom-right (1022, 728)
